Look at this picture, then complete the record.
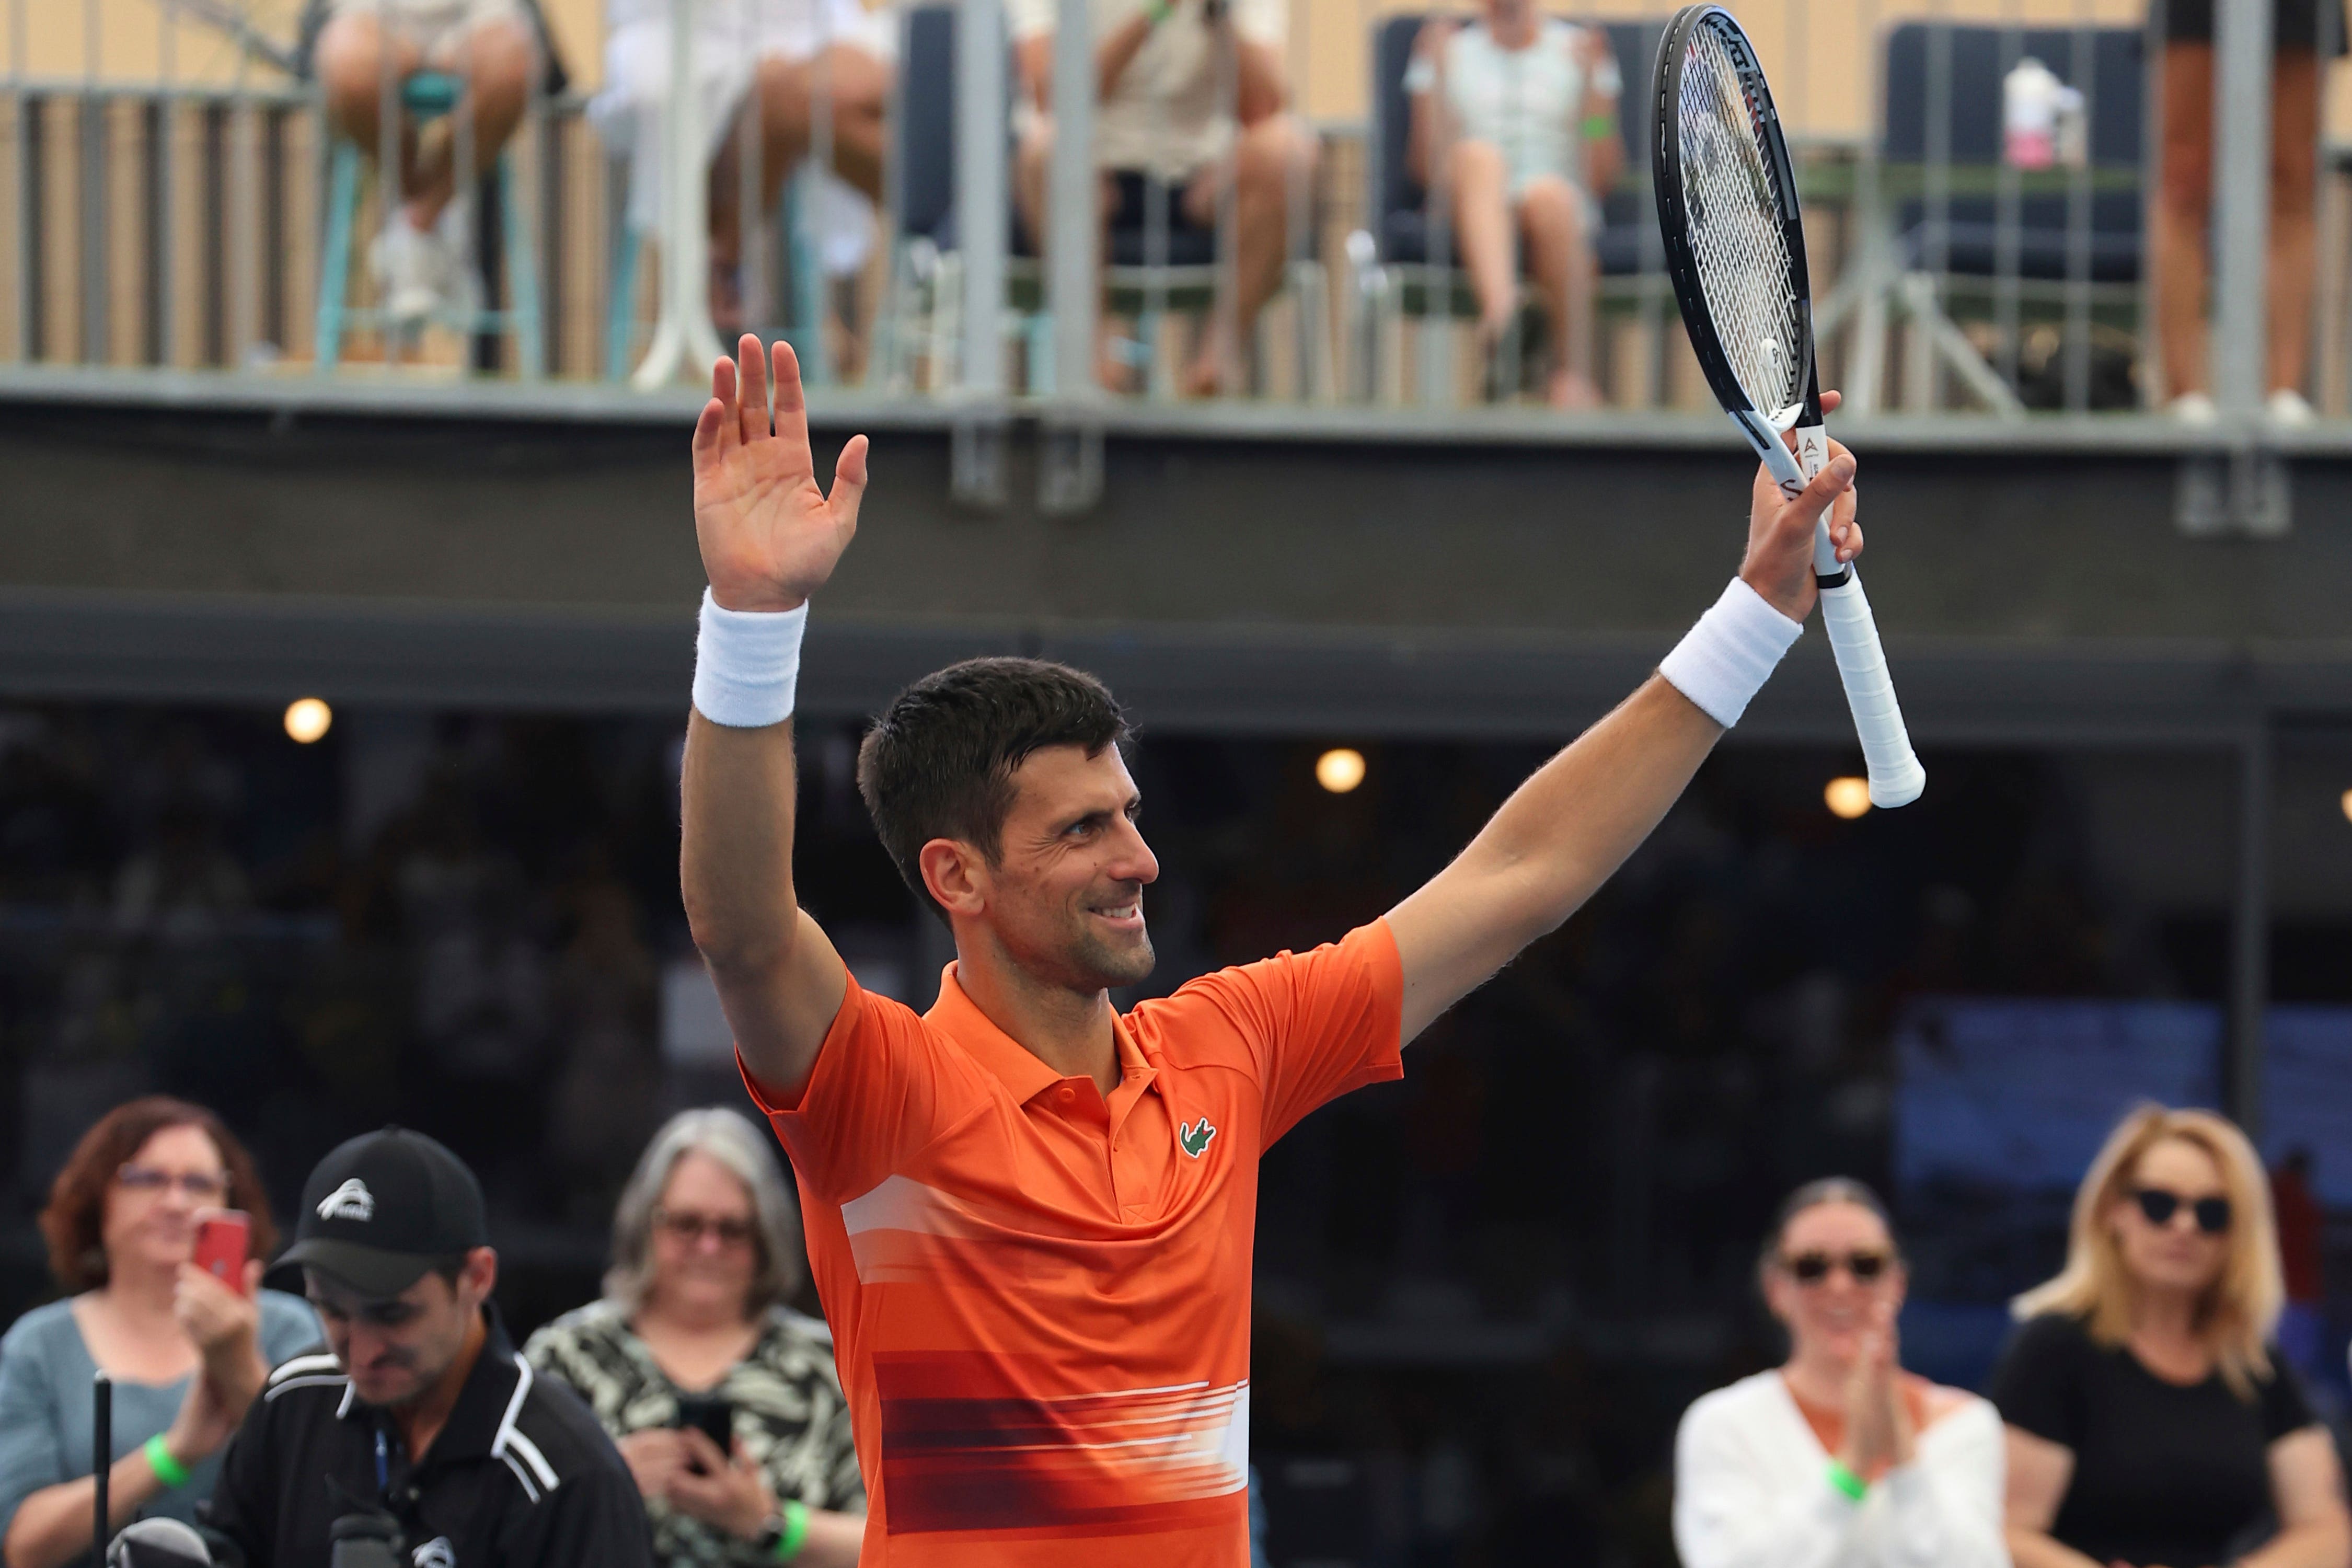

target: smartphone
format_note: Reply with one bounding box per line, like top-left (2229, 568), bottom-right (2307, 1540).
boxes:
top-left (673, 1395), bottom-right (734, 1468)
top-left (192, 1209), bottom-right (251, 1293)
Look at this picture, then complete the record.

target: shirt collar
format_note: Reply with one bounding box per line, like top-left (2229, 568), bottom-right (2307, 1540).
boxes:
top-left (927, 963), bottom-right (1157, 1104)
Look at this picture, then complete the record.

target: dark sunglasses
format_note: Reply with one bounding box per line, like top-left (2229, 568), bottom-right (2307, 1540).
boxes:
top-left (653, 1208), bottom-right (756, 1247)
top-left (1782, 1250), bottom-right (1893, 1285)
top-left (2132, 1187), bottom-right (2231, 1235)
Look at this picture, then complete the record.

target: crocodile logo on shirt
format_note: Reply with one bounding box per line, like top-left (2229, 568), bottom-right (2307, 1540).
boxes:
top-left (1178, 1117), bottom-right (1217, 1159)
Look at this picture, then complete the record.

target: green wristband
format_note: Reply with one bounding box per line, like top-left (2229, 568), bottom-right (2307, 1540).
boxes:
top-left (1582, 112), bottom-right (1616, 138)
top-left (1144, 0), bottom-right (1173, 24)
top-left (1825, 1459), bottom-right (1867, 1502)
top-left (772, 1501), bottom-right (811, 1563)
top-left (144, 1433), bottom-right (192, 1490)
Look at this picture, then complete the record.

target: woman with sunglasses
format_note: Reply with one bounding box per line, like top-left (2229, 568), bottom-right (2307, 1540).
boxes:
top-left (1996, 1105), bottom-right (2350, 1568)
top-left (0, 1097), bottom-right (319, 1568)
top-left (1675, 1178), bottom-right (2005, 1568)
top-left (525, 1109), bottom-right (864, 1567)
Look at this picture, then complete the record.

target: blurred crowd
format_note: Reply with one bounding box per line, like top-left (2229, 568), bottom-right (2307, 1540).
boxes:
top-left (0, 700), bottom-right (2330, 1567)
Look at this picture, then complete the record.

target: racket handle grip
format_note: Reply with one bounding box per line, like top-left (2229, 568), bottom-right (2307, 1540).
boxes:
top-left (1818, 570), bottom-right (1926, 808)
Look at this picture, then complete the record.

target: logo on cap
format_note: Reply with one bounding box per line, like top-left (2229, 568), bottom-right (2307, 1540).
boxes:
top-left (317, 1178), bottom-right (376, 1223)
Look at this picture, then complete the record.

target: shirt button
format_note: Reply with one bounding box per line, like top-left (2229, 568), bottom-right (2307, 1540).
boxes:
top-left (1057, 1086), bottom-right (1077, 1103)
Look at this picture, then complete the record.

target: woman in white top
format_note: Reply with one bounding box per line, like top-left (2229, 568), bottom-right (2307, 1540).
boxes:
top-left (1405, 0), bottom-right (1621, 407)
top-left (1674, 1178), bottom-right (2007, 1568)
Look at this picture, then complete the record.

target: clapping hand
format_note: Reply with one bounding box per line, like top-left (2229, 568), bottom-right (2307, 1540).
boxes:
top-left (1838, 1297), bottom-right (1915, 1479)
top-left (691, 335), bottom-right (868, 615)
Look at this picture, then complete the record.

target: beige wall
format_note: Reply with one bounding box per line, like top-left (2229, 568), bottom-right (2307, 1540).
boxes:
top-left (22, 0), bottom-right (2352, 136)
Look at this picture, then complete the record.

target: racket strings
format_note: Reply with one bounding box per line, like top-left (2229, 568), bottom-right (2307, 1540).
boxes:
top-left (1676, 23), bottom-right (1806, 417)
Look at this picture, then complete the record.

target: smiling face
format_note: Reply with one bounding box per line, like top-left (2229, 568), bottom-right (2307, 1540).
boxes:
top-left (103, 1123), bottom-right (230, 1278)
top-left (2109, 1135), bottom-right (2232, 1299)
top-left (927, 744), bottom-right (1160, 994)
top-left (648, 1150), bottom-right (762, 1324)
top-left (1763, 1200), bottom-right (1906, 1367)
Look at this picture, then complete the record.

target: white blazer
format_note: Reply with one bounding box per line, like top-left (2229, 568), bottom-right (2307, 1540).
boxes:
top-left (1673, 1370), bottom-right (2009, 1568)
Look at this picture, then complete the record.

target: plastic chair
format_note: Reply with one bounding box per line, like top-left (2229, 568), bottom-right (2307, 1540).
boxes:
top-left (313, 71), bottom-right (542, 375)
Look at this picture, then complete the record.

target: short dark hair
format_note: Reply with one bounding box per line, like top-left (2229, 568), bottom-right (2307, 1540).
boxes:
top-left (857, 658), bottom-right (1130, 921)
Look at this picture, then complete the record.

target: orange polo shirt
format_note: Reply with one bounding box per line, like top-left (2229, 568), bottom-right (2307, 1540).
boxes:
top-left (742, 920), bottom-right (1404, 1567)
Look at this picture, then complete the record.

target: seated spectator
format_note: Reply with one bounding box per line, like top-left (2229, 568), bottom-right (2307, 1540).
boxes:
top-left (313, 0), bottom-right (539, 326)
top-left (1995, 1105), bottom-right (2351, 1568)
top-left (205, 1128), bottom-right (652, 1568)
top-left (1405, 0), bottom-right (1619, 408)
top-left (1010, 0), bottom-right (1319, 396)
top-left (526, 1109), bottom-right (863, 1568)
top-left (1674, 1178), bottom-right (2004, 1568)
top-left (593, 0), bottom-right (895, 339)
top-left (0, 1098), bottom-right (318, 1568)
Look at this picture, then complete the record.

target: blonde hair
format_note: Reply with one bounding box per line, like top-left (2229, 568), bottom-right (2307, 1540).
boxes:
top-left (2012, 1104), bottom-right (2282, 1399)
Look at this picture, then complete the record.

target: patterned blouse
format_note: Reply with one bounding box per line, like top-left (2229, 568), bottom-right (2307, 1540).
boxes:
top-left (523, 1299), bottom-right (863, 1567)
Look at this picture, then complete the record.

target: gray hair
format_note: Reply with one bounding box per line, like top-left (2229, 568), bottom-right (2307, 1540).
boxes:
top-left (605, 1108), bottom-right (805, 1319)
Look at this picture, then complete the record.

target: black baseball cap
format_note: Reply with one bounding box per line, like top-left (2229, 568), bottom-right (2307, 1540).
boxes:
top-left (280, 1128), bottom-right (491, 1299)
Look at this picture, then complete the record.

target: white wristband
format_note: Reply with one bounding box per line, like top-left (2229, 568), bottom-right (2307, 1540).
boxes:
top-left (1658, 577), bottom-right (1804, 728)
top-left (691, 588), bottom-right (806, 728)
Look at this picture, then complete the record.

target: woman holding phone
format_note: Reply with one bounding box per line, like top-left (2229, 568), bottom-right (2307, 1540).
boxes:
top-left (0, 1097), bottom-right (318, 1568)
top-left (526, 1109), bottom-right (862, 1567)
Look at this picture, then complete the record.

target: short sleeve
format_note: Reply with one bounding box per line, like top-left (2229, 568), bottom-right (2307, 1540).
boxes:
top-left (2258, 1354), bottom-right (2317, 1440)
top-left (0, 1320), bottom-right (68, 1544)
top-left (1157, 920), bottom-right (1403, 1149)
top-left (739, 973), bottom-right (964, 1204)
top-left (1235, 0), bottom-right (1287, 50)
top-left (1005, 0), bottom-right (1056, 44)
top-left (1988, 1313), bottom-right (2089, 1449)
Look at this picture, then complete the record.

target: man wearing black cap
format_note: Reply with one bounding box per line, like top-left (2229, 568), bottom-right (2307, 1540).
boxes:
top-left (203, 1128), bottom-right (653, 1568)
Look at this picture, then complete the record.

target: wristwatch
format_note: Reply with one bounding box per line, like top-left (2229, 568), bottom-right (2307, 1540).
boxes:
top-left (751, 1501), bottom-right (811, 1563)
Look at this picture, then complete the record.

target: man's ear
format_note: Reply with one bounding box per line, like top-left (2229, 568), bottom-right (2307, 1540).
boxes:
top-left (460, 1246), bottom-right (498, 1307)
top-left (918, 839), bottom-right (988, 919)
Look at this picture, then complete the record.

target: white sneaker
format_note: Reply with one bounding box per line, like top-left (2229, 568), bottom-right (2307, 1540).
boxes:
top-left (2267, 388), bottom-right (2316, 426)
top-left (2167, 391), bottom-right (2218, 424)
top-left (370, 211), bottom-right (451, 327)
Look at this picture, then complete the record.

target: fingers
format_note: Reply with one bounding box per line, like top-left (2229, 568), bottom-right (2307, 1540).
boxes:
top-left (680, 1426), bottom-right (728, 1471)
top-left (1784, 449), bottom-right (1857, 547)
top-left (827, 433), bottom-right (871, 529)
top-left (736, 333), bottom-right (769, 446)
top-left (771, 338), bottom-right (811, 455)
top-left (241, 1258), bottom-right (263, 1296)
top-left (1820, 388), bottom-right (1842, 414)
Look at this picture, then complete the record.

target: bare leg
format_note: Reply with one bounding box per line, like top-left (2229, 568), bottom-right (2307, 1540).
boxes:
top-left (1011, 118), bottom-right (1126, 390)
top-left (316, 12), bottom-right (425, 186)
top-left (1180, 114), bottom-right (1319, 396)
top-left (743, 44), bottom-right (892, 206)
top-left (1518, 174), bottom-right (1599, 408)
top-left (2267, 48), bottom-right (2320, 396)
top-left (1445, 137), bottom-right (1517, 342)
top-left (2154, 40), bottom-right (2213, 399)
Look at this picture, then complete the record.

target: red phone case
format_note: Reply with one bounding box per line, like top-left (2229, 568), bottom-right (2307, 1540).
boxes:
top-left (192, 1210), bottom-right (251, 1293)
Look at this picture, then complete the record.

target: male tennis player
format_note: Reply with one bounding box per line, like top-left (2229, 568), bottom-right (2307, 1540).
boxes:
top-left (682, 335), bottom-right (1860, 1567)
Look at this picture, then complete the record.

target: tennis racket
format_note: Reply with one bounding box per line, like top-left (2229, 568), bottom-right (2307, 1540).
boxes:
top-left (1653, 4), bottom-right (1925, 808)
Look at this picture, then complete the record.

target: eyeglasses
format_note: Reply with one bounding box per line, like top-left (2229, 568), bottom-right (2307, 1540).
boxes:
top-left (1782, 1250), bottom-right (1893, 1285)
top-left (653, 1209), bottom-right (756, 1248)
top-left (2132, 1187), bottom-right (2231, 1235)
top-left (117, 1166), bottom-right (228, 1202)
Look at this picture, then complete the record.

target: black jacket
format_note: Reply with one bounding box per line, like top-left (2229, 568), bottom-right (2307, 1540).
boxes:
top-left (205, 1312), bottom-right (653, 1568)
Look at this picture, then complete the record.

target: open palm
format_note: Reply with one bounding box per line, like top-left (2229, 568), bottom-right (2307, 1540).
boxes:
top-left (691, 335), bottom-right (869, 613)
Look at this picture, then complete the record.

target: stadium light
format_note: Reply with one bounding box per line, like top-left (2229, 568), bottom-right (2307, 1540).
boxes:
top-left (284, 698), bottom-right (333, 744)
top-left (2341, 789), bottom-right (2352, 824)
top-left (1316, 748), bottom-right (1366, 794)
top-left (1825, 776), bottom-right (1872, 819)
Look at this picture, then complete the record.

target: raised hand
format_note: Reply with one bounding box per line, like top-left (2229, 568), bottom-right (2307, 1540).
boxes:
top-left (1740, 388), bottom-right (1862, 623)
top-left (691, 335), bottom-right (870, 614)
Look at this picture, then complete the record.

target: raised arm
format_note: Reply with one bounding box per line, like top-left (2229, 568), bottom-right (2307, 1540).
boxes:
top-left (1384, 412), bottom-right (1859, 1043)
top-left (682, 336), bottom-right (869, 1100)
